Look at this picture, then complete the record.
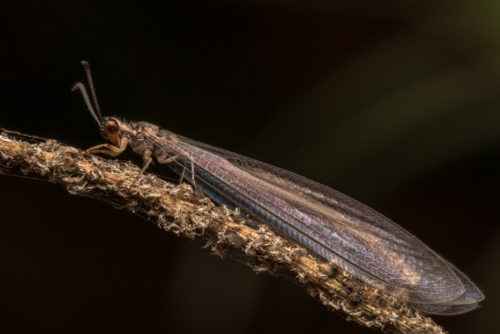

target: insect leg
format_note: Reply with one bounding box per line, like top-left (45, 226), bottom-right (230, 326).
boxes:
top-left (177, 160), bottom-right (196, 188)
top-left (179, 168), bottom-right (186, 184)
top-left (190, 161), bottom-right (196, 188)
top-left (130, 149), bottom-right (153, 187)
top-left (86, 137), bottom-right (129, 157)
top-left (157, 154), bottom-right (179, 164)
top-left (155, 152), bottom-right (184, 184)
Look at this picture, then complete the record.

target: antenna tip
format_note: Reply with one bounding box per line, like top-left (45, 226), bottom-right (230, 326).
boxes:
top-left (80, 60), bottom-right (89, 69)
top-left (71, 82), bottom-right (83, 92)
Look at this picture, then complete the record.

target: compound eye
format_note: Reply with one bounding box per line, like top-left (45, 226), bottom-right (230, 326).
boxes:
top-left (104, 119), bottom-right (119, 133)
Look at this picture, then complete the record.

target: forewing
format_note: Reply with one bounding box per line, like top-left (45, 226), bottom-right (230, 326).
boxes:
top-left (154, 133), bottom-right (478, 306)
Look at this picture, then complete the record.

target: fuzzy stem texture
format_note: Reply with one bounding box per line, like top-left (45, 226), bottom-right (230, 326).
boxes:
top-left (0, 129), bottom-right (445, 334)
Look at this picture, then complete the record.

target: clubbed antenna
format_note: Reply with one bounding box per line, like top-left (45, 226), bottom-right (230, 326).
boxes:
top-left (71, 82), bottom-right (100, 126)
top-left (72, 60), bottom-right (104, 127)
top-left (80, 61), bottom-right (103, 121)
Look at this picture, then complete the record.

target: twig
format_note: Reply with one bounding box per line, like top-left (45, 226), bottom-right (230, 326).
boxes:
top-left (0, 129), bottom-right (445, 334)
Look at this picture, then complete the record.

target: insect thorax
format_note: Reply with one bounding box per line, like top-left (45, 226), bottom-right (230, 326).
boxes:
top-left (127, 121), bottom-right (177, 158)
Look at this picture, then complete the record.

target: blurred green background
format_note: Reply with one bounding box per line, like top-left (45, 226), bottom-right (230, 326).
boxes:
top-left (1, 1), bottom-right (499, 333)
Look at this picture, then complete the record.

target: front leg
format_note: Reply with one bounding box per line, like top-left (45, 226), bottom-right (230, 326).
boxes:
top-left (86, 137), bottom-right (129, 157)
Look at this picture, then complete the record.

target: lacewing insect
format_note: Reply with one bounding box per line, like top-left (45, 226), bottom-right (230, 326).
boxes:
top-left (72, 60), bottom-right (483, 315)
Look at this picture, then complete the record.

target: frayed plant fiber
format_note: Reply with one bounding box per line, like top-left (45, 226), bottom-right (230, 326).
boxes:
top-left (0, 129), bottom-right (445, 333)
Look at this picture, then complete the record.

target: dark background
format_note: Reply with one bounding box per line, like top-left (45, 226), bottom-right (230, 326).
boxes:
top-left (1, 1), bottom-right (499, 333)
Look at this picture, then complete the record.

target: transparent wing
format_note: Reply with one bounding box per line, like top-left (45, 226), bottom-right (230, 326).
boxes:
top-left (150, 131), bottom-right (483, 310)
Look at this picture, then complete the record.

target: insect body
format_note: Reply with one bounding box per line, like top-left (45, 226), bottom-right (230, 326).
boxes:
top-left (72, 61), bottom-right (484, 315)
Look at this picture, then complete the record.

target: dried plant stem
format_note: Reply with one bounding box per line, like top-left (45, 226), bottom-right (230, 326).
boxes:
top-left (0, 129), bottom-right (445, 334)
